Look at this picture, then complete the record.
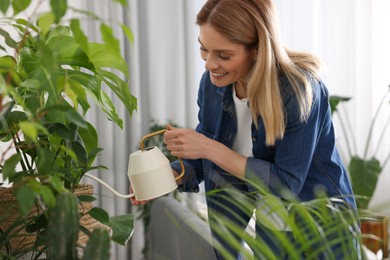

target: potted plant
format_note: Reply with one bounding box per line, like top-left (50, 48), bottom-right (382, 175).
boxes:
top-left (153, 180), bottom-right (364, 259)
top-left (0, 1), bottom-right (136, 258)
top-left (330, 85), bottom-right (390, 257)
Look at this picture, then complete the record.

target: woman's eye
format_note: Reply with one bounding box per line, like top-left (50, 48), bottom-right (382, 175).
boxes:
top-left (200, 47), bottom-right (208, 60)
top-left (219, 54), bottom-right (230, 60)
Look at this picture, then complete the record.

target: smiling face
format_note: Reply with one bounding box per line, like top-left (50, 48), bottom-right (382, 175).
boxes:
top-left (199, 24), bottom-right (257, 90)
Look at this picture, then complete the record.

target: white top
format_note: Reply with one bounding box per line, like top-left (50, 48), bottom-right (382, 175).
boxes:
top-left (232, 87), bottom-right (289, 231)
top-left (232, 86), bottom-right (253, 157)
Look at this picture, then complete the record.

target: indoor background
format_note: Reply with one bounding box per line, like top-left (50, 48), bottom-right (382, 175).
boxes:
top-left (1, 1), bottom-right (389, 259)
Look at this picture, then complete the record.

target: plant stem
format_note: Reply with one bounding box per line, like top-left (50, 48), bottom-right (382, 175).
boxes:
top-left (337, 107), bottom-right (354, 159)
top-left (373, 114), bottom-right (390, 157)
top-left (363, 89), bottom-right (390, 159)
top-left (382, 150), bottom-right (390, 172)
top-left (15, 133), bottom-right (33, 171)
top-left (12, 133), bottom-right (27, 172)
top-left (0, 137), bottom-right (16, 164)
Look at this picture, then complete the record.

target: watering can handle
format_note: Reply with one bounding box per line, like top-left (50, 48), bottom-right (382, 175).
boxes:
top-left (140, 129), bottom-right (185, 180)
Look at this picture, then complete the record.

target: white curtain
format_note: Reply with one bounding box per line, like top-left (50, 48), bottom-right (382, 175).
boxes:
top-left (1, 0), bottom-right (388, 259)
top-left (273, 0), bottom-right (390, 212)
top-left (73, 0), bottom-right (206, 259)
top-left (73, 0), bottom-right (390, 259)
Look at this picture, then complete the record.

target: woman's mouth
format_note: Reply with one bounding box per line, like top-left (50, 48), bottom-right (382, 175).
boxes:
top-left (211, 72), bottom-right (227, 79)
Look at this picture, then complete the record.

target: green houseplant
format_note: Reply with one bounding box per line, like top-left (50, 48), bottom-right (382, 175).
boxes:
top-left (160, 179), bottom-right (363, 259)
top-left (330, 85), bottom-right (390, 210)
top-left (0, 0), bottom-right (136, 258)
top-left (330, 87), bottom-right (390, 258)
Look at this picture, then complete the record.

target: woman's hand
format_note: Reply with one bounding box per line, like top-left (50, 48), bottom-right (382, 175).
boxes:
top-left (164, 124), bottom-right (247, 180)
top-left (164, 124), bottom-right (211, 160)
top-left (129, 186), bottom-right (149, 206)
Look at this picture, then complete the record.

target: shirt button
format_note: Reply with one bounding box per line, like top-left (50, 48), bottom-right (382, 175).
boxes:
top-left (252, 137), bottom-right (257, 142)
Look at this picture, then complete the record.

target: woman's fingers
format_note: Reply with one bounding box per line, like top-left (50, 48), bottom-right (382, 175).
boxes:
top-left (166, 123), bottom-right (176, 131)
top-left (129, 186), bottom-right (149, 206)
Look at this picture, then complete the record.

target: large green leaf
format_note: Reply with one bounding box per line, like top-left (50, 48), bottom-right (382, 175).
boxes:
top-left (50, 0), bottom-right (67, 24)
top-left (77, 194), bottom-right (96, 202)
top-left (37, 12), bottom-right (55, 36)
top-left (0, 0), bottom-right (10, 14)
top-left (99, 90), bottom-right (124, 128)
top-left (38, 185), bottom-right (57, 208)
top-left (19, 47), bottom-right (40, 74)
top-left (88, 43), bottom-right (129, 78)
top-left (99, 69), bottom-right (137, 117)
top-left (38, 40), bottom-right (58, 73)
top-left (112, 0), bottom-right (127, 7)
top-left (46, 122), bottom-right (78, 141)
top-left (68, 78), bottom-right (90, 114)
top-left (70, 19), bottom-right (89, 53)
top-left (0, 58), bottom-right (21, 91)
top-left (0, 28), bottom-right (18, 48)
top-left (48, 175), bottom-right (66, 193)
top-left (15, 18), bottom-right (39, 33)
top-left (109, 214), bottom-right (134, 245)
top-left (121, 23), bottom-right (134, 44)
top-left (46, 35), bottom-right (95, 70)
top-left (78, 122), bottom-right (98, 156)
top-left (67, 138), bottom-right (88, 166)
top-left (19, 121), bottom-right (48, 141)
top-left (44, 102), bottom-right (73, 125)
top-left (62, 70), bottom-right (130, 128)
top-left (85, 148), bottom-right (105, 169)
top-left (67, 72), bottom-right (122, 127)
top-left (18, 48), bottom-right (59, 106)
top-left (81, 207), bottom-right (134, 247)
top-left (328, 95), bottom-right (351, 115)
top-left (2, 153), bottom-right (21, 180)
top-left (349, 156), bottom-right (381, 209)
top-left (0, 55), bottom-right (16, 70)
top-left (12, 0), bottom-right (31, 15)
top-left (15, 185), bottom-right (36, 215)
top-left (65, 109), bottom-right (88, 129)
top-left (65, 69), bottom-right (100, 96)
top-left (46, 25), bottom-right (71, 42)
top-left (36, 147), bottom-right (56, 175)
top-left (100, 23), bottom-right (120, 56)
top-left (82, 228), bottom-right (110, 260)
top-left (0, 101), bottom-right (16, 138)
top-left (47, 192), bottom-right (79, 259)
top-left (88, 207), bottom-right (110, 224)
top-left (18, 78), bottom-right (43, 113)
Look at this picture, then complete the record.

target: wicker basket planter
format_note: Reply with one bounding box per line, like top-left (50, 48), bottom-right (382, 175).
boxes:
top-left (0, 186), bottom-right (39, 252)
top-left (360, 215), bottom-right (389, 258)
top-left (0, 184), bottom-right (103, 253)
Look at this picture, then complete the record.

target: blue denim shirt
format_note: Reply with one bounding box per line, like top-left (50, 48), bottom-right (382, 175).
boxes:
top-left (172, 70), bottom-right (356, 209)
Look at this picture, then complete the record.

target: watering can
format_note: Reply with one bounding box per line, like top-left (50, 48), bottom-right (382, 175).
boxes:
top-left (85, 129), bottom-right (185, 200)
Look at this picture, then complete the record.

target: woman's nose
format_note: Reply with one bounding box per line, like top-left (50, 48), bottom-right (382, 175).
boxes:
top-left (204, 56), bottom-right (219, 71)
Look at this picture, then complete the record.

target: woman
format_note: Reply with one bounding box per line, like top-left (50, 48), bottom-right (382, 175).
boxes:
top-left (134, 0), bottom-right (358, 258)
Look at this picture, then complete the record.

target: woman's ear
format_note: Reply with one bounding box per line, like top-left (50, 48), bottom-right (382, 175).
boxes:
top-left (252, 48), bottom-right (258, 61)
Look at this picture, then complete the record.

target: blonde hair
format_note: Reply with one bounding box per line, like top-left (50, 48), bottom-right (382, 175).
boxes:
top-left (197, 0), bottom-right (321, 146)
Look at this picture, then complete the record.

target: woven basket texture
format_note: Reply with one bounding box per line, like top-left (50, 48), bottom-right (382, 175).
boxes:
top-left (0, 184), bottom-right (103, 252)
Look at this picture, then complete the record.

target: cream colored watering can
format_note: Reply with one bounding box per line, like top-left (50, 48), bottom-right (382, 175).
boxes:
top-left (85, 129), bottom-right (185, 200)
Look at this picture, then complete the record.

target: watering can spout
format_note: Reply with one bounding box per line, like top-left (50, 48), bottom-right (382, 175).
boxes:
top-left (84, 173), bottom-right (135, 198)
